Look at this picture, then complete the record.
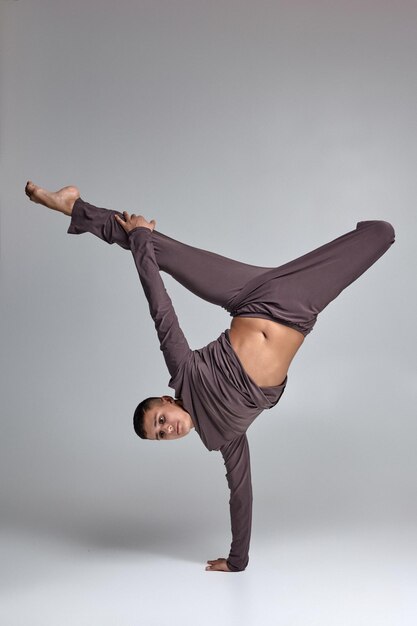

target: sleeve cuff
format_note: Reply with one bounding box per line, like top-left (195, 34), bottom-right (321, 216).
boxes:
top-left (227, 558), bottom-right (247, 572)
top-left (127, 226), bottom-right (153, 238)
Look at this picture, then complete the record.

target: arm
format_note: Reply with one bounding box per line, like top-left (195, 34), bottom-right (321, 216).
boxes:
top-left (117, 214), bottom-right (191, 380)
top-left (206, 434), bottom-right (252, 572)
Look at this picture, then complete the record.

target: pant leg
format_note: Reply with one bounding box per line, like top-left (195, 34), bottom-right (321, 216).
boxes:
top-left (68, 198), bottom-right (131, 248)
top-left (228, 220), bottom-right (396, 336)
top-left (68, 200), bottom-right (395, 334)
top-left (68, 197), bottom-right (271, 308)
top-left (151, 230), bottom-right (271, 308)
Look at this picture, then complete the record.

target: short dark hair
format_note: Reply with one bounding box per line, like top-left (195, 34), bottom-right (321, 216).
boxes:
top-left (133, 396), bottom-right (161, 439)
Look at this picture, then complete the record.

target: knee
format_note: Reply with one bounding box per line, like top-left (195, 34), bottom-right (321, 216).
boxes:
top-left (373, 220), bottom-right (395, 245)
top-left (357, 220), bottom-right (395, 245)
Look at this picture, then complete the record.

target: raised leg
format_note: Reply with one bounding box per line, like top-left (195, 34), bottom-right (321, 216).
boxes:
top-left (69, 197), bottom-right (273, 308)
top-left (26, 183), bottom-right (395, 335)
top-left (26, 183), bottom-right (271, 310)
top-left (229, 220), bottom-right (396, 335)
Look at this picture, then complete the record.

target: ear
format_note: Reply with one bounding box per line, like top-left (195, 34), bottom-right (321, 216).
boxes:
top-left (161, 395), bottom-right (174, 403)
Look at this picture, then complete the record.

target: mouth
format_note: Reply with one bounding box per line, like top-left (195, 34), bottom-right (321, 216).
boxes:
top-left (176, 421), bottom-right (180, 435)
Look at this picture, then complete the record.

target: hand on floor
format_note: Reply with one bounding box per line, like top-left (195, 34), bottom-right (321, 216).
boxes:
top-left (205, 558), bottom-right (231, 572)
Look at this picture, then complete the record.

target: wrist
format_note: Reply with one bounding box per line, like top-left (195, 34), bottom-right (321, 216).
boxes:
top-left (127, 226), bottom-right (153, 236)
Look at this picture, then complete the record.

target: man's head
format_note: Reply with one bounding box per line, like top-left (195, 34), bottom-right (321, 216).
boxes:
top-left (133, 395), bottom-right (194, 441)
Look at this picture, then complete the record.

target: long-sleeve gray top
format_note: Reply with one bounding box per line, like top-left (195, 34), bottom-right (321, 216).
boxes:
top-left (128, 226), bottom-right (286, 571)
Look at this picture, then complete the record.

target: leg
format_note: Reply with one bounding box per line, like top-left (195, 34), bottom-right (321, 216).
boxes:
top-left (229, 220), bottom-right (396, 335)
top-left (26, 183), bottom-right (395, 333)
top-left (151, 230), bottom-right (271, 308)
top-left (26, 182), bottom-right (271, 309)
top-left (69, 198), bottom-right (273, 307)
top-left (68, 197), bottom-right (395, 323)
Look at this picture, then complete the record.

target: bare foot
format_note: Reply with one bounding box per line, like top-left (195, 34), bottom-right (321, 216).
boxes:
top-left (25, 181), bottom-right (80, 216)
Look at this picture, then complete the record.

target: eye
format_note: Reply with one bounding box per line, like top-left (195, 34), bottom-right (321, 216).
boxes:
top-left (160, 431), bottom-right (165, 439)
top-left (159, 416), bottom-right (165, 424)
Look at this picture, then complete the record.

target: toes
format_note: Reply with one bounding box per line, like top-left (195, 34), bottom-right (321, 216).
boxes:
top-left (25, 181), bottom-right (34, 195)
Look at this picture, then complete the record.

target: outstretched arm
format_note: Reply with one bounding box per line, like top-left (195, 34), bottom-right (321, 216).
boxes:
top-left (206, 434), bottom-right (253, 572)
top-left (116, 212), bottom-right (192, 381)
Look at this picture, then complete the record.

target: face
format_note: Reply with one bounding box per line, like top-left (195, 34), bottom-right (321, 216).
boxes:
top-left (143, 396), bottom-right (194, 441)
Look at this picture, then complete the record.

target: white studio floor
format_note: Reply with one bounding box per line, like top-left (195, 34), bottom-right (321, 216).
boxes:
top-left (1, 521), bottom-right (416, 626)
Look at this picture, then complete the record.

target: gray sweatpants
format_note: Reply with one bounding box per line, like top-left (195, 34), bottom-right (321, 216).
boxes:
top-left (68, 199), bottom-right (395, 336)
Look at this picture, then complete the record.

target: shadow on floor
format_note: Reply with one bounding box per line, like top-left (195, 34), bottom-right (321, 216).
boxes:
top-left (1, 508), bottom-right (220, 567)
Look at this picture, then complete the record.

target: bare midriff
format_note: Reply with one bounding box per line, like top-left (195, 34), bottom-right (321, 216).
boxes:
top-left (229, 317), bottom-right (305, 388)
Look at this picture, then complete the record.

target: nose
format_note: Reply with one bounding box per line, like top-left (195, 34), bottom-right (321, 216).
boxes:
top-left (165, 423), bottom-right (174, 435)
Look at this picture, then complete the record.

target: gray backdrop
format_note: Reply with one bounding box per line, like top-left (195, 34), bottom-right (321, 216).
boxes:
top-left (1, 1), bottom-right (416, 625)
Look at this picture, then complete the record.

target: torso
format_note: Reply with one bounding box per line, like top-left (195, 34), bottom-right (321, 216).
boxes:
top-left (228, 317), bottom-right (305, 388)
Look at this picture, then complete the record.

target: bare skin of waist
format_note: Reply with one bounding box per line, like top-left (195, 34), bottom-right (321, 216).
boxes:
top-left (229, 317), bottom-right (305, 387)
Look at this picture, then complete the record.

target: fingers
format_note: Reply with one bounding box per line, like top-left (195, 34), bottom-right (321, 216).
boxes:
top-left (205, 565), bottom-right (227, 572)
top-left (205, 558), bottom-right (229, 572)
top-left (114, 213), bottom-right (125, 224)
top-left (114, 211), bottom-right (156, 232)
top-left (114, 213), bottom-right (130, 233)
